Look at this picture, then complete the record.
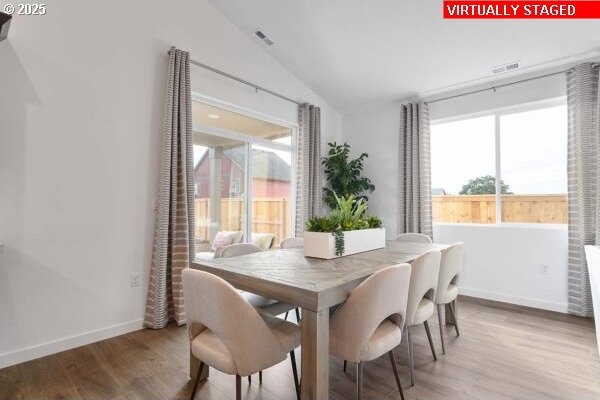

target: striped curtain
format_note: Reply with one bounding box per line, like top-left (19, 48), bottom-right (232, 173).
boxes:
top-left (397, 102), bottom-right (433, 238)
top-left (567, 63), bottom-right (600, 317)
top-left (295, 103), bottom-right (321, 236)
top-left (144, 47), bottom-right (195, 329)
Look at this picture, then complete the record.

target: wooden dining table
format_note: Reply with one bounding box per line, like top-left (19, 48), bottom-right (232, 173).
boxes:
top-left (191, 240), bottom-right (450, 400)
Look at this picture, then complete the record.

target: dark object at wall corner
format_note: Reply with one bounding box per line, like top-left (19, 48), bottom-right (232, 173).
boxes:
top-left (0, 12), bottom-right (11, 43)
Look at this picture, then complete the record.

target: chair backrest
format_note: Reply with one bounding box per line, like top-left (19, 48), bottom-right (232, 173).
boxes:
top-left (280, 237), bottom-right (304, 249)
top-left (220, 243), bottom-right (263, 258)
top-left (585, 245), bottom-right (600, 357)
top-left (395, 233), bottom-right (432, 243)
top-left (435, 242), bottom-right (463, 305)
top-left (406, 250), bottom-right (441, 326)
top-left (182, 269), bottom-right (286, 375)
top-left (330, 264), bottom-right (411, 361)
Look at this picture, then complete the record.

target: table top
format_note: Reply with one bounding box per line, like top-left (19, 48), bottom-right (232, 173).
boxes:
top-left (192, 240), bottom-right (449, 311)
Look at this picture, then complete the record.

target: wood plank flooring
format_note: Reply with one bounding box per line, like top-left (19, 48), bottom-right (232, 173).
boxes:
top-left (1, 296), bottom-right (599, 400)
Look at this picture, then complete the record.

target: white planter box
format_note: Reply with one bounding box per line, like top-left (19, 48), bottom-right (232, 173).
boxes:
top-left (303, 228), bottom-right (386, 259)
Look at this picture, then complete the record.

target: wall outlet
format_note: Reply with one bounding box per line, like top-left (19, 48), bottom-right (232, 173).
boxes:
top-left (130, 273), bottom-right (141, 287)
top-left (540, 264), bottom-right (550, 275)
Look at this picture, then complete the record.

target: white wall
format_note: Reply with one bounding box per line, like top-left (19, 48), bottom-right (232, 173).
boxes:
top-left (434, 224), bottom-right (568, 312)
top-left (342, 72), bottom-right (569, 313)
top-left (0, 0), bottom-right (341, 368)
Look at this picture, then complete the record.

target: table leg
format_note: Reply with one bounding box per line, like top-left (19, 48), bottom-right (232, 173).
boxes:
top-left (301, 308), bottom-right (329, 400)
top-left (190, 349), bottom-right (209, 381)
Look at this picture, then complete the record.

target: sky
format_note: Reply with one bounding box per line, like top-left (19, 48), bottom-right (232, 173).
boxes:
top-left (430, 105), bottom-right (568, 195)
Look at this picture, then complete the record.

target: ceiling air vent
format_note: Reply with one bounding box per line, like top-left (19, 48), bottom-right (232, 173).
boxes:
top-left (491, 61), bottom-right (520, 75)
top-left (254, 29), bottom-right (274, 46)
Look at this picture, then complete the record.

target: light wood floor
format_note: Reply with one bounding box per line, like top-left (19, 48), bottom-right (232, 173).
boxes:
top-left (1, 296), bottom-right (600, 400)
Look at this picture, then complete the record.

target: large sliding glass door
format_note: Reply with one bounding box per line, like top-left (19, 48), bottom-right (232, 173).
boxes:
top-left (193, 132), bottom-right (247, 243)
top-left (192, 97), bottom-right (296, 251)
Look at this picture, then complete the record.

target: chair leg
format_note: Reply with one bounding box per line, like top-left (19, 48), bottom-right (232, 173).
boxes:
top-left (356, 362), bottom-right (363, 400)
top-left (388, 351), bottom-right (405, 400)
top-left (437, 304), bottom-right (446, 355)
top-left (285, 311), bottom-right (289, 320)
top-left (407, 326), bottom-right (415, 386)
top-left (424, 321), bottom-right (437, 361)
top-left (343, 360), bottom-right (347, 372)
top-left (450, 300), bottom-right (460, 336)
top-left (259, 370), bottom-right (262, 384)
top-left (190, 362), bottom-right (205, 400)
top-left (290, 350), bottom-right (300, 400)
top-left (236, 375), bottom-right (242, 400)
top-left (295, 307), bottom-right (301, 323)
top-left (248, 375), bottom-right (251, 384)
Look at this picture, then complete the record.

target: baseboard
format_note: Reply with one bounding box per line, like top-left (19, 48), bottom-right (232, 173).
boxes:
top-left (0, 319), bottom-right (144, 369)
top-left (459, 287), bottom-right (568, 314)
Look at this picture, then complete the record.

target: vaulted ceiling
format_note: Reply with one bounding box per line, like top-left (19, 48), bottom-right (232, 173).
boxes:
top-left (210, 0), bottom-right (600, 113)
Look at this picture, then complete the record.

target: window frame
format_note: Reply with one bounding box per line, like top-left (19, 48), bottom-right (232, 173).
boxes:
top-left (191, 92), bottom-right (299, 242)
top-left (430, 96), bottom-right (567, 227)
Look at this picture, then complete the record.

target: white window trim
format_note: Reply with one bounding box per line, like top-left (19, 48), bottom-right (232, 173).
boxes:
top-left (430, 96), bottom-right (568, 227)
top-left (191, 92), bottom-right (299, 241)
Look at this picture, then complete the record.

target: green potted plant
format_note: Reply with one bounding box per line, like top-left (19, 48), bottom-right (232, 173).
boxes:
top-left (322, 142), bottom-right (375, 210)
top-left (304, 194), bottom-right (384, 259)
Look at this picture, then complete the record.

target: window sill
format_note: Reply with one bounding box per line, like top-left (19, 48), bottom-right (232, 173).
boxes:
top-left (433, 222), bottom-right (567, 230)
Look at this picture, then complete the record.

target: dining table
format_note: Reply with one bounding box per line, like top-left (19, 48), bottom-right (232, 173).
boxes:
top-left (191, 240), bottom-right (450, 400)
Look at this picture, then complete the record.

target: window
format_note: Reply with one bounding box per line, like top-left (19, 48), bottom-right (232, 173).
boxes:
top-left (499, 105), bottom-right (567, 223)
top-left (192, 97), bottom-right (296, 249)
top-left (431, 99), bottom-right (567, 225)
top-left (431, 116), bottom-right (496, 223)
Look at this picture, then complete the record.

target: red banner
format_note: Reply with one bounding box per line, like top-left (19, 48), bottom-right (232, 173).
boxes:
top-left (443, 1), bottom-right (600, 18)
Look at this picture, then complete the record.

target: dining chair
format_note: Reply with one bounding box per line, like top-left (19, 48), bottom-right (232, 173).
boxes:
top-left (435, 242), bottom-right (463, 354)
top-left (585, 245), bottom-right (600, 357)
top-left (281, 237), bottom-right (304, 249)
top-left (182, 269), bottom-right (301, 400)
top-left (395, 233), bottom-right (432, 243)
top-left (404, 250), bottom-right (441, 386)
top-left (220, 243), bottom-right (263, 258)
top-left (219, 243), bottom-right (298, 383)
top-left (330, 264), bottom-right (411, 400)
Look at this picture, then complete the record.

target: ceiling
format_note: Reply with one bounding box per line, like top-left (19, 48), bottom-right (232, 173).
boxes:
top-left (192, 101), bottom-right (291, 145)
top-left (210, 0), bottom-right (600, 113)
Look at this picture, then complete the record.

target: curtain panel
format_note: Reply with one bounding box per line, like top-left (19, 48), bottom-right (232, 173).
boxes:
top-left (144, 47), bottom-right (195, 329)
top-left (397, 102), bottom-right (433, 238)
top-left (567, 63), bottom-right (600, 317)
top-left (295, 103), bottom-right (322, 236)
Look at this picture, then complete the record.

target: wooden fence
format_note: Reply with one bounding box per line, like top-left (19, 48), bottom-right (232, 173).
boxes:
top-left (432, 194), bottom-right (567, 224)
top-left (195, 198), bottom-right (292, 246)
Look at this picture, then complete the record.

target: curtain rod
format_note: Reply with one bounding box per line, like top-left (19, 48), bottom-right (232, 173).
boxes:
top-left (168, 50), bottom-right (302, 106)
top-left (173, 49), bottom-right (599, 107)
top-left (426, 63), bottom-right (599, 105)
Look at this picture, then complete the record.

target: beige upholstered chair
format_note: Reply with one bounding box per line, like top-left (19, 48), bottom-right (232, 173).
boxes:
top-left (405, 250), bottom-right (441, 386)
top-left (220, 243), bottom-right (298, 377)
top-left (280, 237), bottom-right (304, 249)
top-left (435, 242), bottom-right (463, 354)
top-left (220, 243), bottom-right (263, 258)
top-left (182, 269), bottom-right (301, 400)
top-left (331, 264), bottom-right (411, 400)
top-left (395, 233), bottom-right (432, 243)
